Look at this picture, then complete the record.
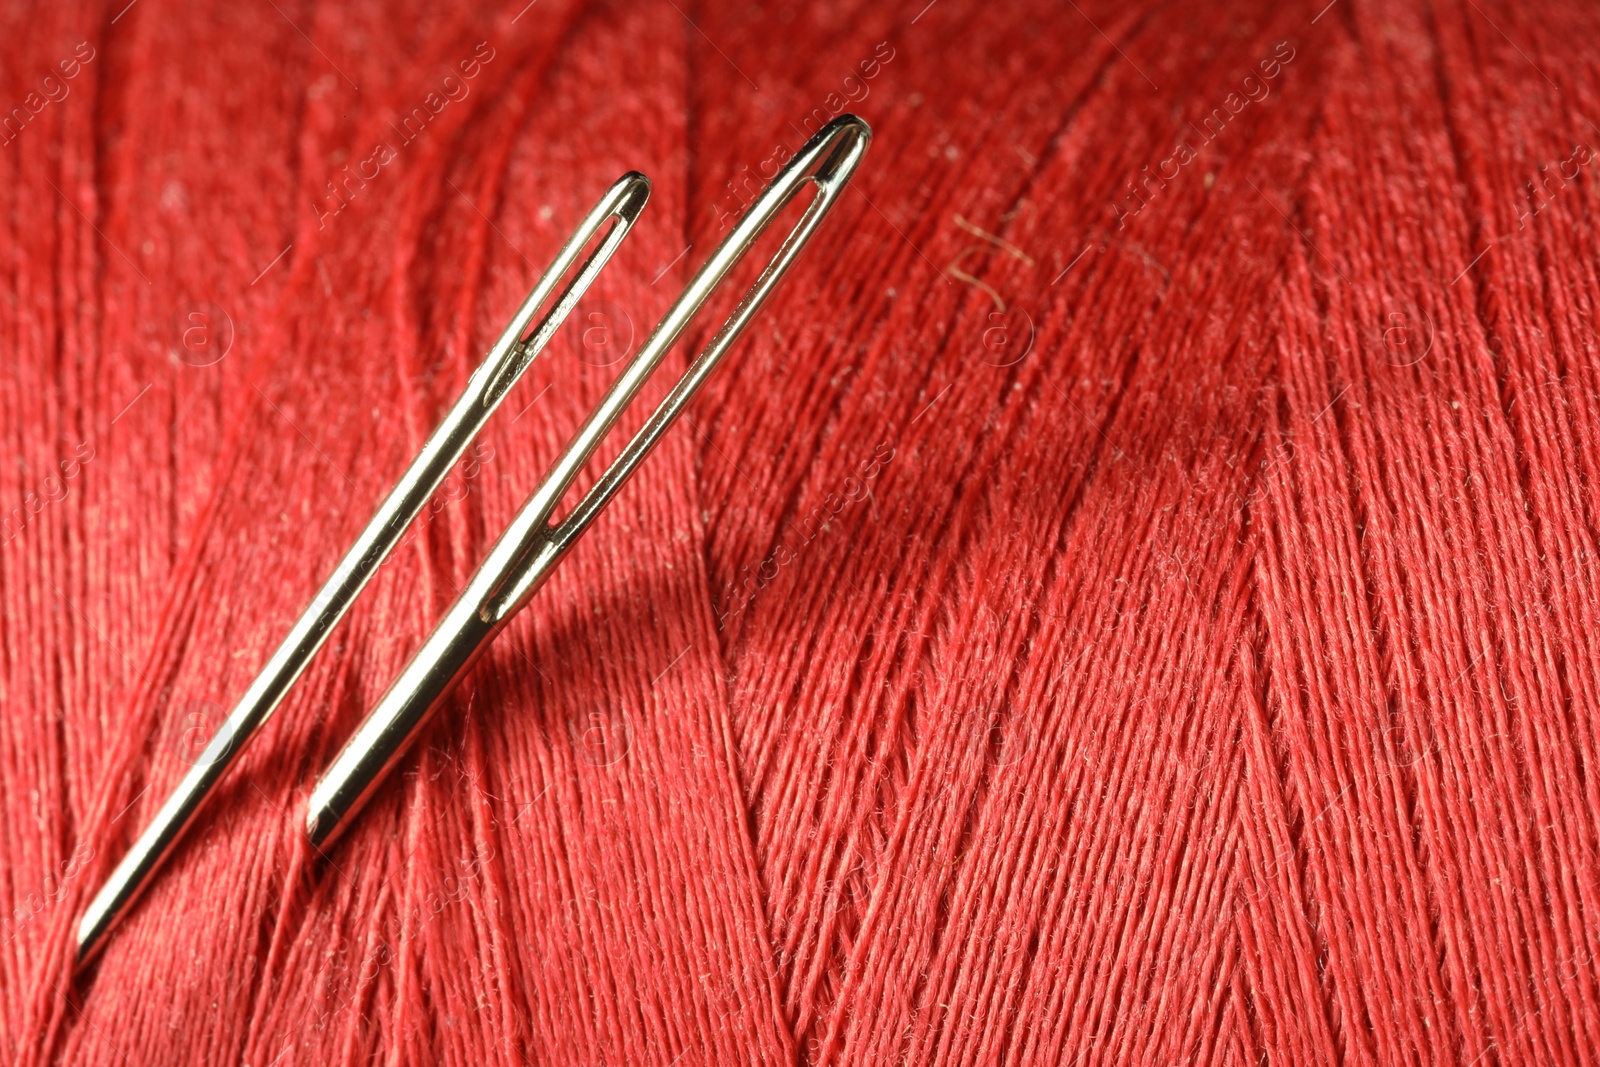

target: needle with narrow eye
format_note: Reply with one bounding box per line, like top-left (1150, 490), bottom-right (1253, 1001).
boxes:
top-left (75, 171), bottom-right (653, 969)
top-left (75, 114), bottom-right (871, 971)
top-left (305, 115), bottom-right (872, 849)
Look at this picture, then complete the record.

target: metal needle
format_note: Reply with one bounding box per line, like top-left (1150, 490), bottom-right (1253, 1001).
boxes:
top-left (75, 114), bottom-right (871, 968)
top-left (76, 173), bottom-right (652, 968)
top-left (305, 115), bottom-right (871, 849)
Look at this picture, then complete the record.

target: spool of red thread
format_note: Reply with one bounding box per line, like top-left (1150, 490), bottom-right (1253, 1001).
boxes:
top-left (2, 1), bottom-right (1598, 1063)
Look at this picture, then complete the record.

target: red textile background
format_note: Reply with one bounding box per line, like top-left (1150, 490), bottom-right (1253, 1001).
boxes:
top-left (3, 0), bottom-right (1600, 1063)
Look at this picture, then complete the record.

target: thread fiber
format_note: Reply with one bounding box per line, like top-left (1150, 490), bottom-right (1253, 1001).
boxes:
top-left (3, 0), bottom-right (1600, 1063)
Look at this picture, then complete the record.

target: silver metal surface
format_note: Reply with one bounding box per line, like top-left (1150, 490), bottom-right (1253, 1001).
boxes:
top-left (75, 113), bottom-right (870, 969)
top-left (306, 115), bottom-right (871, 848)
top-left (76, 173), bottom-right (652, 967)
